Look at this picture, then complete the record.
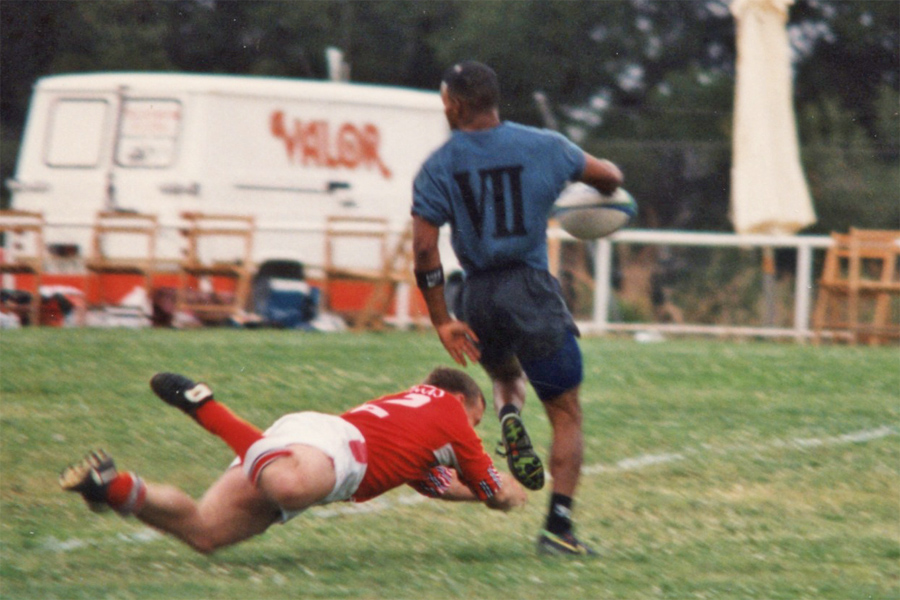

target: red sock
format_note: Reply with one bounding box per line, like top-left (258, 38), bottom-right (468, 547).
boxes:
top-left (107, 472), bottom-right (146, 515)
top-left (194, 400), bottom-right (263, 460)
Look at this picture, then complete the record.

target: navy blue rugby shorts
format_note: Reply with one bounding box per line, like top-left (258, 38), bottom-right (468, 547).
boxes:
top-left (461, 265), bottom-right (582, 400)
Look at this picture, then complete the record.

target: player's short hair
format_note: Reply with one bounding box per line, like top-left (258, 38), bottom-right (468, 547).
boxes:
top-left (424, 367), bottom-right (485, 411)
top-left (441, 61), bottom-right (500, 113)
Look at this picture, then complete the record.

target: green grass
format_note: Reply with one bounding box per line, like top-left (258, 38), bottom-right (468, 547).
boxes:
top-left (1, 329), bottom-right (898, 599)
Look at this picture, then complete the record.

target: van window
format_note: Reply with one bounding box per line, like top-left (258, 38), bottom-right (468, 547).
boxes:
top-left (45, 99), bottom-right (109, 168)
top-left (115, 99), bottom-right (181, 168)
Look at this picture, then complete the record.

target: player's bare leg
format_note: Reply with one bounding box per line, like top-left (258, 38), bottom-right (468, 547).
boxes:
top-left (135, 467), bottom-right (281, 554)
top-left (485, 359), bottom-right (545, 491)
top-left (61, 452), bottom-right (281, 554)
top-left (537, 386), bottom-right (594, 556)
top-left (254, 445), bottom-right (336, 512)
top-left (492, 373), bottom-right (527, 415)
top-left (542, 386), bottom-right (583, 497)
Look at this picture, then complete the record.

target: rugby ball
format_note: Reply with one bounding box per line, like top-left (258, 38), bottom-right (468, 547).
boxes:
top-left (553, 183), bottom-right (638, 240)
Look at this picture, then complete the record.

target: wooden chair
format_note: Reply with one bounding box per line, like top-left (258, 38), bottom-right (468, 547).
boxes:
top-left (354, 223), bottom-right (414, 331)
top-left (322, 216), bottom-right (412, 330)
top-left (0, 210), bottom-right (45, 326)
top-left (84, 210), bottom-right (158, 311)
top-left (813, 228), bottom-right (900, 345)
top-left (176, 212), bottom-right (255, 324)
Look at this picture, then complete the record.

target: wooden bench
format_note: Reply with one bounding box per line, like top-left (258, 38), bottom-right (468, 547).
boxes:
top-left (813, 228), bottom-right (900, 345)
top-left (322, 216), bottom-right (413, 330)
top-left (177, 212), bottom-right (255, 324)
top-left (0, 210), bottom-right (45, 326)
top-left (84, 210), bottom-right (158, 311)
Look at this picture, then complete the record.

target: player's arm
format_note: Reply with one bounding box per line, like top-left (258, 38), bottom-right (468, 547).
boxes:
top-left (423, 468), bottom-right (527, 511)
top-left (412, 215), bottom-right (480, 366)
top-left (580, 153), bottom-right (623, 195)
top-left (446, 416), bottom-right (528, 511)
top-left (480, 472), bottom-right (527, 511)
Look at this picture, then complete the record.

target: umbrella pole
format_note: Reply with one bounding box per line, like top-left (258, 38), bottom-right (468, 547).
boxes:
top-left (763, 246), bottom-right (777, 326)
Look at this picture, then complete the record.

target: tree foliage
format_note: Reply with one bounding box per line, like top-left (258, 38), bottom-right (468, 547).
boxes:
top-left (1, 0), bottom-right (896, 232)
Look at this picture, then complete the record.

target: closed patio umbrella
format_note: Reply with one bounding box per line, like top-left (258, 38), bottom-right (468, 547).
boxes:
top-left (730, 0), bottom-right (816, 323)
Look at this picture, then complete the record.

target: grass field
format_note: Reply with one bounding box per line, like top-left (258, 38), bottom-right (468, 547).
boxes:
top-left (0, 328), bottom-right (898, 599)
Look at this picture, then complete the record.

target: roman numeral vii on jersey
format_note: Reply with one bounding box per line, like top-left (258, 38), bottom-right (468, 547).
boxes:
top-left (452, 165), bottom-right (526, 239)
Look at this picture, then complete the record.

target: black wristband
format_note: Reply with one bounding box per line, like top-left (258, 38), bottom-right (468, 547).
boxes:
top-left (415, 266), bottom-right (445, 290)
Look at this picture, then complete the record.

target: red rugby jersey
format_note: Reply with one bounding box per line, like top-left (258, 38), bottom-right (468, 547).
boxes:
top-left (340, 384), bottom-right (501, 502)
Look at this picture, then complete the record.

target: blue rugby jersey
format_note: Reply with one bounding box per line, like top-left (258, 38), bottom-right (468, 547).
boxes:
top-left (412, 122), bottom-right (585, 274)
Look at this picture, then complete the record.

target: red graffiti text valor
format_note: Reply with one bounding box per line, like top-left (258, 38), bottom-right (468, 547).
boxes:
top-left (270, 111), bottom-right (392, 179)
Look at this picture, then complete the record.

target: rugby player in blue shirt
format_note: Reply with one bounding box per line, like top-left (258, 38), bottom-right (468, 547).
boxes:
top-left (412, 61), bottom-right (623, 555)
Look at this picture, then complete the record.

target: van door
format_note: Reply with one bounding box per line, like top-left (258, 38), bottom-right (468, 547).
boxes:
top-left (108, 95), bottom-right (193, 258)
top-left (9, 93), bottom-right (120, 254)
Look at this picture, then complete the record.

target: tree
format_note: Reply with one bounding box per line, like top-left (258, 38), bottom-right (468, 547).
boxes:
top-left (2, 0), bottom-right (896, 230)
top-left (799, 88), bottom-right (900, 233)
top-left (792, 0), bottom-right (899, 157)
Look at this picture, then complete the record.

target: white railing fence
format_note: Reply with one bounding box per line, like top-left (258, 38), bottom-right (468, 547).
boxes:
top-left (566, 229), bottom-right (834, 342)
top-left (31, 221), bottom-right (840, 340)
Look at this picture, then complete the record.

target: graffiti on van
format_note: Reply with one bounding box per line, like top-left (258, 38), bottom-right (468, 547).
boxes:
top-left (270, 110), bottom-right (392, 179)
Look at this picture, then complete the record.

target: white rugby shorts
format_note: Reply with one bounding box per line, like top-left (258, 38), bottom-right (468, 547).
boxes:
top-left (231, 411), bottom-right (368, 521)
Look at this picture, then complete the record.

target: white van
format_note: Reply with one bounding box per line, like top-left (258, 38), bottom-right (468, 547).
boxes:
top-left (7, 72), bottom-right (450, 271)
